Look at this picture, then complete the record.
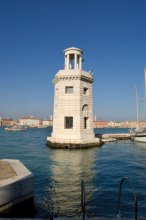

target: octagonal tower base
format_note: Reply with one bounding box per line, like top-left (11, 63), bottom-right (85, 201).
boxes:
top-left (47, 137), bottom-right (102, 149)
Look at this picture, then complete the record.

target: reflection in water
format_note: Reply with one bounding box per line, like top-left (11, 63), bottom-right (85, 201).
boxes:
top-left (44, 141), bottom-right (146, 219)
top-left (50, 149), bottom-right (98, 217)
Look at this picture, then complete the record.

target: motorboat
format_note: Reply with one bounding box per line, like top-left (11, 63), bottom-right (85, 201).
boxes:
top-left (5, 126), bottom-right (28, 131)
top-left (132, 133), bottom-right (146, 143)
top-left (130, 125), bottom-right (146, 142)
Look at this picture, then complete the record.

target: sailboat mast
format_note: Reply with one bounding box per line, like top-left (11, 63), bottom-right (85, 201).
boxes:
top-left (144, 67), bottom-right (146, 99)
top-left (144, 67), bottom-right (146, 121)
top-left (135, 86), bottom-right (139, 128)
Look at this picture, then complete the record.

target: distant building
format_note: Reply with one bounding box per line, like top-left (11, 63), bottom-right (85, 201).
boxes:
top-left (42, 119), bottom-right (53, 127)
top-left (19, 116), bottom-right (40, 127)
top-left (1, 118), bottom-right (15, 126)
top-left (94, 121), bottom-right (109, 128)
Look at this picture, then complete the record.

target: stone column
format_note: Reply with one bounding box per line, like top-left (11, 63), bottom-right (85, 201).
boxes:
top-left (79, 56), bottom-right (82, 69)
top-left (66, 54), bottom-right (69, 70)
top-left (74, 54), bottom-right (77, 69)
top-left (64, 55), bottom-right (67, 69)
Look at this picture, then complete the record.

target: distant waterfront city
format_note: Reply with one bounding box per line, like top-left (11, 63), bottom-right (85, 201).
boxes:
top-left (0, 115), bottom-right (146, 129)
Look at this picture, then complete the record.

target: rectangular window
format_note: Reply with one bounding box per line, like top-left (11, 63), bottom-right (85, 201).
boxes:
top-left (84, 117), bottom-right (88, 129)
top-left (83, 87), bottom-right (88, 95)
top-left (65, 86), bottom-right (73, 93)
top-left (65, 117), bottom-right (73, 129)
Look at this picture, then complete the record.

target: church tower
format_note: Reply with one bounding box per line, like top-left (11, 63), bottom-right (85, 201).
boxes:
top-left (47, 47), bottom-right (100, 148)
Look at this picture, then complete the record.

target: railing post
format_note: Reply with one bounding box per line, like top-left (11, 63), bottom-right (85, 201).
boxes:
top-left (81, 177), bottom-right (85, 220)
top-left (116, 177), bottom-right (138, 220)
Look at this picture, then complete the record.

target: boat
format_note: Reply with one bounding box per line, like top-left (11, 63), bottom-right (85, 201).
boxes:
top-left (5, 125), bottom-right (28, 131)
top-left (131, 86), bottom-right (146, 142)
top-left (102, 138), bottom-right (117, 143)
top-left (132, 132), bottom-right (146, 142)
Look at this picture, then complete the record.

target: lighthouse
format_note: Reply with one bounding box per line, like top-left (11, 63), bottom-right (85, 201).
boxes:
top-left (47, 47), bottom-right (100, 148)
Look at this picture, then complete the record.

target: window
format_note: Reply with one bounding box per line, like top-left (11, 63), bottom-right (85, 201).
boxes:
top-left (84, 117), bottom-right (88, 129)
top-left (65, 117), bottom-right (73, 129)
top-left (65, 86), bottom-right (73, 93)
top-left (83, 87), bottom-right (88, 95)
top-left (82, 104), bottom-right (89, 111)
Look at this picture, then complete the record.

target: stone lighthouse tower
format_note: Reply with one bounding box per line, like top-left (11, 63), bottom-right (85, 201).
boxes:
top-left (47, 47), bottom-right (100, 148)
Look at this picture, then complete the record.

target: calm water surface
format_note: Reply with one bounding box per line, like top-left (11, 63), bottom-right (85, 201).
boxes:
top-left (0, 127), bottom-right (146, 218)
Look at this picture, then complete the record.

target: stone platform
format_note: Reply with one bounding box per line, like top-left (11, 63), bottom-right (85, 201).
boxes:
top-left (95, 133), bottom-right (131, 140)
top-left (47, 137), bottom-right (101, 149)
top-left (0, 161), bottom-right (17, 180)
top-left (0, 159), bottom-right (35, 217)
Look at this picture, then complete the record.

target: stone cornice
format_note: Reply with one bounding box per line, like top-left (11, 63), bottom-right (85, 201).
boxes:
top-left (53, 75), bottom-right (94, 84)
top-left (81, 75), bottom-right (94, 83)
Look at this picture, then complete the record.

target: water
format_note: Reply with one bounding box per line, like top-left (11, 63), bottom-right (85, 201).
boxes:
top-left (0, 127), bottom-right (146, 219)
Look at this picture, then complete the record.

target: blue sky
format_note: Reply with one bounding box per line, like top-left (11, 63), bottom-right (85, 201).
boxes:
top-left (0, 0), bottom-right (146, 121)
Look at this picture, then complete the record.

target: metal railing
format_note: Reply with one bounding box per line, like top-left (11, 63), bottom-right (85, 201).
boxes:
top-left (116, 177), bottom-right (138, 220)
top-left (80, 177), bottom-right (138, 220)
top-left (81, 177), bottom-right (86, 220)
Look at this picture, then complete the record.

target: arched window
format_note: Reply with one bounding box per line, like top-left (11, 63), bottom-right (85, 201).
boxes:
top-left (82, 104), bottom-right (89, 129)
top-left (82, 104), bottom-right (89, 111)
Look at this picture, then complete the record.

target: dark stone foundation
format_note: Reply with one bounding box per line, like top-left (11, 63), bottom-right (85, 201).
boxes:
top-left (47, 140), bottom-right (102, 149)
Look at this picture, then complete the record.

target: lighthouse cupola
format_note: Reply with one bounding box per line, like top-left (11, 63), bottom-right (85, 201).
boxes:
top-left (64, 47), bottom-right (83, 70)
